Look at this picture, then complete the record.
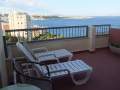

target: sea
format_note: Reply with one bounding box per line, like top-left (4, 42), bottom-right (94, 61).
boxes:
top-left (32, 16), bottom-right (120, 37)
top-left (32, 16), bottom-right (120, 28)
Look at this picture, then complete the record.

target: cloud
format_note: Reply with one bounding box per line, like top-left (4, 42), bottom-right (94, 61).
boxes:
top-left (25, 0), bottom-right (46, 7)
top-left (0, 0), bottom-right (48, 14)
top-left (8, 0), bottom-right (47, 8)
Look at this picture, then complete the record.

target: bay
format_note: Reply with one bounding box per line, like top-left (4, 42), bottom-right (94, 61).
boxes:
top-left (32, 16), bottom-right (120, 37)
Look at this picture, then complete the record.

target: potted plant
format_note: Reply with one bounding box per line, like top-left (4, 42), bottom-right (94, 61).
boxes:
top-left (109, 43), bottom-right (120, 54)
top-left (8, 36), bottom-right (18, 43)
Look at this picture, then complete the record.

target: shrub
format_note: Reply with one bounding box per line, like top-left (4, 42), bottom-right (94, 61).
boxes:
top-left (111, 43), bottom-right (120, 48)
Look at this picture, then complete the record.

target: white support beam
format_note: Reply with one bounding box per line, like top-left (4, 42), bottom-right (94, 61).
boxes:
top-left (0, 30), bottom-right (8, 87)
top-left (89, 26), bottom-right (96, 52)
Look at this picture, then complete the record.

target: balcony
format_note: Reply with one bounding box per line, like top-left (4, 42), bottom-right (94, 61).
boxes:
top-left (0, 24), bottom-right (120, 90)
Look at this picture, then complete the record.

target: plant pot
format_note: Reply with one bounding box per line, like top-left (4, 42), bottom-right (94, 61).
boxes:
top-left (109, 44), bottom-right (120, 54)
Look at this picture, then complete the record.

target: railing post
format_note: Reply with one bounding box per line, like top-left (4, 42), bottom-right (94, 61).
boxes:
top-left (3, 35), bottom-right (8, 58)
top-left (88, 26), bottom-right (96, 52)
top-left (0, 30), bottom-right (8, 87)
top-left (27, 30), bottom-right (32, 41)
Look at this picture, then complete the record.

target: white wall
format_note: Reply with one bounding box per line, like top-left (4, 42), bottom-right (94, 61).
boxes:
top-left (29, 38), bottom-right (89, 52)
top-left (96, 36), bottom-right (109, 48)
top-left (7, 35), bottom-right (109, 58)
top-left (7, 26), bottom-right (109, 57)
top-left (8, 12), bottom-right (31, 30)
top-left (0, 30), bottom-right (7, 87)
top-left (29, 36), bottom-right (109, 52)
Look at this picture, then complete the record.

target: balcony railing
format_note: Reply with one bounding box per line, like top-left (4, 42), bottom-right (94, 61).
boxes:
top-left (4, 25), bottom-right (111, 44)
top-left (3, 24), bottom-right (111, 58)
top-left (94, 24), bottom-right (111, 36)
top-left (5, 26), bottom-right (89, 44)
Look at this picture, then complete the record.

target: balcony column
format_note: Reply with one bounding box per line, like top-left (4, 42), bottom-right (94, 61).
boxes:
top-left (0, 29), bottom-right (8, 87)
top-left (88, 26), bottom-right (96, 52)
top-left (27, 30), bottom-right (32, 41)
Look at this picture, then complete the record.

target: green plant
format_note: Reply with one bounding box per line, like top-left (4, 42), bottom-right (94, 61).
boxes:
top-left (8, 36), bottom-right (18, 42)
top-left (32, 32), bottom-right (63, 40)
top-left (111, 43), bottom-right (120, 48)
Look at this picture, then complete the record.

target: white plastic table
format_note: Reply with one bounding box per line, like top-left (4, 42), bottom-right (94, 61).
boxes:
top-left (0, 84), bottom-right (41, 90)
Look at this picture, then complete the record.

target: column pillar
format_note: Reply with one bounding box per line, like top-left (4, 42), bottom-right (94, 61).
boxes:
top-left (27, 30), bottom-right (32, 41)
top-left (0, 30), bottom-right (8, 87)
top-left (88, 26), bottom-right (96, 52)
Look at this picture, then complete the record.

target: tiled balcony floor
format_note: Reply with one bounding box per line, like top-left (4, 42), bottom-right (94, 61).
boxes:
top-left (55, 48), bottom-right (120, 90)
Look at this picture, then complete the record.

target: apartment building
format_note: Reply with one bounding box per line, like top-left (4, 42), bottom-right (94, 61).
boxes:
top-left (0, 22), bottom-right (9, 30)
top-left (8, 12), bottom-right (31, 39)
top-left (0, 14), bottom-right (8, 22)
top-left (8, 12), bottom-right (31, 29)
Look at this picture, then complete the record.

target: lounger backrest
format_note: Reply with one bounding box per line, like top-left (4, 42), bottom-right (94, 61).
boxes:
top-left (16, 42), bottom-right (35, 62)
top-left (16, 42), bottom-right (45, 76)
top-left (22, 42), bottom-right (37, 60)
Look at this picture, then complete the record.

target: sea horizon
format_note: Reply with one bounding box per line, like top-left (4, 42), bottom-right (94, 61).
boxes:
top-left (32, 16), bottom-right (120, 28)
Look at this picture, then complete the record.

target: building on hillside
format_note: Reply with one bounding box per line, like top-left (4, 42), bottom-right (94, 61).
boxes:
top-left (8, 12), bottom-right (32, 40)
top-left (0, 22), bottom-right (9, 30)
top-left (0, 14), bottom-right (8, 22)
top-left (8, 12), bottom-right (31, 29)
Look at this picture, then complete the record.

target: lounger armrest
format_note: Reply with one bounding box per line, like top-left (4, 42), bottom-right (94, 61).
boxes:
top-left (38, 54), bottom-right (57, 58)
top-left (38, 54), bottom-right (60, 64)
top-left (22, 60), bottom-right (46, 65)
top-left (32, 47), bottom-right (48, 53)
top-left (49, 69), bottom-right (70, 75)
top-left (16, 68), bottom-right (51, 82)
top-left (12, 58), bottom-right (51, 82)
top-left (45, 69), bottom-right (71, 77)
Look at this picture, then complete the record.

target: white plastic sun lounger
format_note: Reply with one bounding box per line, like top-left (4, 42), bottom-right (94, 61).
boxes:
top-left (16, 42), bottom-right (93, 85)
top-left (37, 60), bottom-right (92, 85)
top-left (19, 42), bottom-right (73, 62)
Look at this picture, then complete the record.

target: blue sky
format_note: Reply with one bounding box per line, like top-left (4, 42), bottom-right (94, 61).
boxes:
top-left (0, 0), bottom-right (120, 16)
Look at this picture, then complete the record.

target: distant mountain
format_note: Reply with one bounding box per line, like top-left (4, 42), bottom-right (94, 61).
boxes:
top-left (32, 15), bottom-right (95, 20)
top-left (32, 15), bottom-right (62, 20)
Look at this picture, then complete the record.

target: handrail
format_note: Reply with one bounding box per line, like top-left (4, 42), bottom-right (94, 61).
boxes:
top-left (5, 25), bottom-right (88, 32)
top-left (4, 24), bottom-right (111, 44)
top-left (5, 25), bottom-right (89, 43)
top-left (95, 24), bottom-right (111, 36)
